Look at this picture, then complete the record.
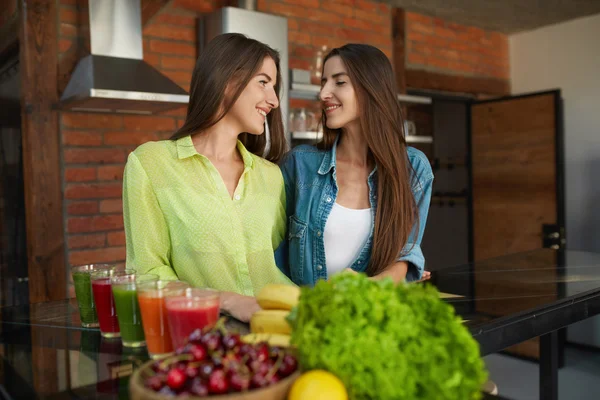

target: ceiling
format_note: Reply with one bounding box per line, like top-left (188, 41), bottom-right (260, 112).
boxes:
top-left (387, 0), bottom-right (600, 33)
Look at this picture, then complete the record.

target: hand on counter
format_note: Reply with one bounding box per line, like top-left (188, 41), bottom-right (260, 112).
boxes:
top-left (219, 292), bottom-right (261, 323)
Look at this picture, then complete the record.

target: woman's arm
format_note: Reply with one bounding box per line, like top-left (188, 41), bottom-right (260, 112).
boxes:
top-left (123, 152), bottom-right (178, 279)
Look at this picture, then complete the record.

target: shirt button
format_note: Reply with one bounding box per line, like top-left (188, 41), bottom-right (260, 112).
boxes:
top-left (317, 265), bottom-right (323, 271)
top-left (234, 194), bottom-right (241, 201)
top-left (317, 230), bottom-right (322, 237)
top-left (326, 197), bottom-right (332, 203)
top-left (358, 260), bottom-right (362, 264)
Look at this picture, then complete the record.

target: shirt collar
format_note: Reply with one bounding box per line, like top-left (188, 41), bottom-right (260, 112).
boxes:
top-left (318, 135), bottom-right (340, 175)
top-left (317, 134), bottom-right (377, 177)
top-left (176, 135), bottom-right (254, 170)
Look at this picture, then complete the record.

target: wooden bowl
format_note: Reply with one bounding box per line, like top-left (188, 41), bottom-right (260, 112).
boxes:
top-left (129, 359), bottom-right (300, 400)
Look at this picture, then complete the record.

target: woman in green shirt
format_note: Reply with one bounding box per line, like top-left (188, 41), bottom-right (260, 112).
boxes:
top-left (122, 33), bottom-right (293, 322)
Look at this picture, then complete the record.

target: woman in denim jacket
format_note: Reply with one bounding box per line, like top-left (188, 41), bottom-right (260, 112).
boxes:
top-left (277, 44), bottom-right (433, 286)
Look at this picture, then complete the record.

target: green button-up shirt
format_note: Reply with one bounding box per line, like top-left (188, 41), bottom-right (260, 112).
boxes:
top-left (123, 135), bottom-right (293, 296)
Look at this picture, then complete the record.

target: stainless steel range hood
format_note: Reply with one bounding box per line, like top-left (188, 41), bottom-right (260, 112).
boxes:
top-left (60, 0), bottom-right (189, 114)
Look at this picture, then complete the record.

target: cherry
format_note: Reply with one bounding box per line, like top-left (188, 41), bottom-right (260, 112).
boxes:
top-left (208, 369), bottom-right (229, 394)
top-left (249, 360), bottom-right (270, 376)
top-left (223, 333), bottom-right (241, 350)
top-left (229, 371), bottom-right (250, 391)
top-left (255, 343), bottom-right (269, 362)
top-left (166, 368), bottom-right (187, 390)
top-left (198, 362), bottom-right (214, 380)
top-left (145, 375), bottom-right (164, 391)
top-left (189, 344), bottom-right (207, 362)
top-left (188, 329), bottom-right (203, 343)
top-left (158, 386), bottom-right (177, 396)
top-left (250, 373), bottom-right (268, 389)
top-left (202, 332), bottom-right (221, 352)
top-left (175, 343), bottom-right (192, 355)
top-left (190, 378), bottom-right (209, 396)
top-left (278, 354), bottom-right (298, 377)
top-left (185, 365), bottom-right (199, 379)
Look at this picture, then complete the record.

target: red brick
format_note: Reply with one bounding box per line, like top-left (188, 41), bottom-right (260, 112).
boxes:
top-left (409, 21), bottom-right (433, 35)
top-left (107, 231), bottom-right (126, 246)
top-left (144, 52), bottom-right (161, 69)
top-left (161, 56), bottom-right (196, 71)
top-left (67, 215), bottom-right (124, 233)
top-left (143, 24), bottom-right (196, 42)
top-left (60, 23), bottom-right (77, 37)
top-left (69, 246), bottom-right (126, 266)
top-left (336, 28), bottom-right (369, 42)
top-left (60, 8), bottom-right (77, 24)
top-left (62, 131), bottom-right (103, 146)
top-left (289, 58), bottom-right (312, 71)
top-left (149, 40), bottom-right (196, 56)
top-left (97, 165), bottom-right (125, 181)
top-left (64, 148), bottom-right (126, 164)
top-left (435, 27), bottom-right (457, 40)
top-left (104, 131), bottom-right (159, 146)
top-left (62, 113), bottom-right (123, 129)
top-left (59, 39), bottom-right (74, 53)
top-left (100, 199), bottom-right (123, 214)
top-left (320, 2), bottom-right (354, 18)
top-left (311, 35), bottom-right (345, 50)
top-left (162, 70), bottom-right (192, 85)
top-left (154, 12), bottom-right (197, 26)
top-left (65, 167), bottom-right (97, 182)
top-left (407, 53), bottom-right (426, 65)
top-left (283, 0), bottom-right (318, 7)
top-left (408, 32), bottom-right (426, 43)
top-left (172, 0), bottom-right (215, 13)
top-left (307, 9), bottom-right (342, 25)
top-left (355, 0), bottom-right (380, 13)
top-left (295, 21), bottom-right (331, 38)
top-left (354, 9), bottom-right (387, 25)
top-left (123, 116), bottom-right (177, 132)
top-left (177, 120), bottom-right (185, 128)
top-left (287, 18), bottom-right (299, 31)
top-left (67, 201), bottom-right (99, 215)
top-left (68, 233), bottom-right (106, 249)
top-left (406, 12), bottom-right (432, 25)
top-left (266, 2), bottom-right (311, 19)
top-left (439, 49), bottom-right (459, 60)
top-left (65, 183), bottom-right (122, 200)
top-left (289, 31), bottom-right (312, 46)
top-left (290, 45), bottom-right (318, 59)
top-left (158, 107), bottom-right (187, 117)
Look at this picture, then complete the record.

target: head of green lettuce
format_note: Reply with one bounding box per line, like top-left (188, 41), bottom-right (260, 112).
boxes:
top-left (287, 273), bottom-right (488, 400)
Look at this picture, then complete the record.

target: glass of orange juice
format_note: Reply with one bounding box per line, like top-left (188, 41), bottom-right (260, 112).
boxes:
top-left (137, 280), bottom-right (190, 359)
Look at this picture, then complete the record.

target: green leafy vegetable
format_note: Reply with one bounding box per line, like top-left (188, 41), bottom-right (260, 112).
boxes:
top-left (288, 273), bottom-right (488, 400)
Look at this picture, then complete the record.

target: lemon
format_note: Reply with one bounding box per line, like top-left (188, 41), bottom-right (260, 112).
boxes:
top-left (288, 370), bottom-right (348, 400)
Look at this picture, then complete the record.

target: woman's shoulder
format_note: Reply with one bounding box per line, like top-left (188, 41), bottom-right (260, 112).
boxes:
top-left (281, 144), bottom-right (326, 167)
top-left (406, 146), bottom-right (434, 187)
top-left (131, 139), bottom-right (178, 163)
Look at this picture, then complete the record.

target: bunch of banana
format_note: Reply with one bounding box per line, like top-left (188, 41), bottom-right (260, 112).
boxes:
top-left (242, 284), bottom-right (300, 347)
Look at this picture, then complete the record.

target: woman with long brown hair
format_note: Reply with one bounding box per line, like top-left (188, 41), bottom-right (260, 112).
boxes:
top-left (279, 43), bottom-right (433, 284)
top-left (123, 33), bottom-right (293, 321)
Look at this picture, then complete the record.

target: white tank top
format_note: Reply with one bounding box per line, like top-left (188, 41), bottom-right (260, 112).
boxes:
top-left (324, 202), bottom-right (372, 277)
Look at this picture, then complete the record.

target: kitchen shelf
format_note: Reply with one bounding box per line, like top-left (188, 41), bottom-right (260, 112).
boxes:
top-left (289, 83), bottom-right (433, 104)
top-left (405, 136), bottom-right (433, 143)
top-left (291, 131), bottom-right (323, 140)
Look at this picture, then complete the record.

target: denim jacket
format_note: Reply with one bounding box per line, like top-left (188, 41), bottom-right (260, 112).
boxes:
top-left (276, 138), bottom-right (434, 286)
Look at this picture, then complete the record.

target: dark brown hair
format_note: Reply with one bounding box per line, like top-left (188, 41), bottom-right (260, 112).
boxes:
top-left (170, 33), bottom-right (286, 163)
top-left (319, 44), bottom-right (418, 276)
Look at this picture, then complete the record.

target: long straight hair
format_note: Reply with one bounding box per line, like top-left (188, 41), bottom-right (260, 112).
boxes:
top-left (170, 33), bottom-right (286, 163)
top-left (319, 44), bottom-right (418, 276)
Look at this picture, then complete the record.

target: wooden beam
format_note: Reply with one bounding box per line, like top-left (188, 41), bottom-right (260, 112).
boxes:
top-left (406, 69), bottom-right (510, 96)
top-left (141, 0), bottom-right (172, 26)
top-left (19, 0), bottom-right (67, 303)
top-left (392, 8), bottom-right (406, 94)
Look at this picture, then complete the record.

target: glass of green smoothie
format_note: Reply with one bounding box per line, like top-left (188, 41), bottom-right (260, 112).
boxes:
top-left (111, 273), bottom-right (158, 347)
top-left (71, 264), bottom-right (114, 327)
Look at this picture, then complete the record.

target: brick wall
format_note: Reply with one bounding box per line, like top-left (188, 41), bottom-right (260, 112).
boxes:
top-left (405, 11), bottom-right (509, 81)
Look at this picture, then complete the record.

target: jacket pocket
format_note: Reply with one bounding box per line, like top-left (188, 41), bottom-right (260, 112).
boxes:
top-left (288, 215), bottom-right (307, 283)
